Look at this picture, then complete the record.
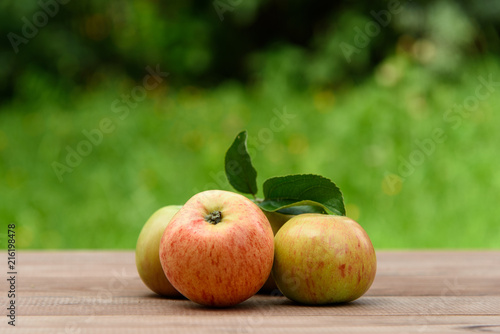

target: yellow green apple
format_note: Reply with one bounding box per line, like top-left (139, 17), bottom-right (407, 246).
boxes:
top-left (259, 210), bottom-right (295, 293)
top-left (135, 205), bottom-right (183, 297)
top-left (273, 213), bottom-right (377, 304)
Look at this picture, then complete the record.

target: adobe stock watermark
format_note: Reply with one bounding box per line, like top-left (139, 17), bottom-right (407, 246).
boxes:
top-left (213, 0), bottom-right (243, 21)
top-left (339, 0), bottom-right (406, 63)
top-left (7, 0), bottom-right (70, 54)
top-left (51, 65), bottom-right (169, 182)
top-left (193, 106), bottom-right (296, 195)
top-left (384, 74), bottom-right (499, 194)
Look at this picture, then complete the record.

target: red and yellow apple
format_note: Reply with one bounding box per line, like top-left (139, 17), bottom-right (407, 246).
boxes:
top-left (272, 213), bottom-right (376, 304)
top-left (159, 190), bottom-right (274, 307)
top-left (135, 205), bottom-right (183, 297)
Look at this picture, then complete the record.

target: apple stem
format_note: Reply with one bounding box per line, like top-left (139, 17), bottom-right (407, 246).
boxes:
top-left (205, 211), bottom-right (222, 225)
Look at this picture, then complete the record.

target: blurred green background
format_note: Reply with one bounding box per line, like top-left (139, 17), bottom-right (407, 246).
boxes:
top-left (1, 0), bottom-right (499, 249)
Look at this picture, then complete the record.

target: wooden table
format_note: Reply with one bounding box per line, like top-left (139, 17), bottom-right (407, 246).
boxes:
top-left (4, 251), bottom-right (500, 333)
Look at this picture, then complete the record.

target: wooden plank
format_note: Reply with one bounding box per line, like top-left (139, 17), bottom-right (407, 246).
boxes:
top-left (15, 251), bottom-right (500, 296)
top-left (1, 251), bottom-right (499, 332)
top-left (15, 295), bottom-right (500, 316)
top-left (11, 315), bottom-right (500, 334)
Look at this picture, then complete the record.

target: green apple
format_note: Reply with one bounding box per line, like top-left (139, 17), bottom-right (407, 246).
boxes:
top-left (259, 210), bottom-right (295, 293)
top-left (135, 205), bottom-right (183, 297)
top-left (273, 213), bottom-right (377, 304)
top-left (264, 210), bottom-right (295, 235)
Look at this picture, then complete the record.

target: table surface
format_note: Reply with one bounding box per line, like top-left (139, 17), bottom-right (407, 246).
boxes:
top-left (2, 251), bottom-right (499, 333)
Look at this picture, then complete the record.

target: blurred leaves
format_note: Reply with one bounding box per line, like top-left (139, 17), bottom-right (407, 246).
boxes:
top-left (1, 0), bottom-right (499, 100)
top-left (1, 56), bottom-right (500, 249)
top-left (1, 0), bottom-right (500, 250)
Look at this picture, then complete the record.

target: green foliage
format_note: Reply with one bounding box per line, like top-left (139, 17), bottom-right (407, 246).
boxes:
top-left (224, 131), bottom-right (345, 215)
top-left (2, 56), bottom-right (500, 249)
top-left (1, 1), bottom-right (500, 249)
top-left (1, 0), bottom-right (499, 98)
top-left (259, 175), bottom-right (345, 216)
top-left (224, 131), bottom-right (258, 196)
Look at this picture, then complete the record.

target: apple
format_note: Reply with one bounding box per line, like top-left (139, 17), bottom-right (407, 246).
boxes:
top-left (159, 190), bottom-right (274, 307)
top-left (272, 213), bottom-right (377, 304)
top-left (259, 210), bottom-right (295, 293)
top-left (135, 205), bottom-right (183, 297)
top-left (264, 210), bottom-right (295, 235)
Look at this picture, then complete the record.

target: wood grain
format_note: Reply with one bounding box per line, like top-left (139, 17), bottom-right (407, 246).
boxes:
top-left (1, 251), bottom-right (499, 333)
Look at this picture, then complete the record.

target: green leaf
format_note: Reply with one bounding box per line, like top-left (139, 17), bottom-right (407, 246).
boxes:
top-left (275, 205), bottom-right (327, 215)
top-left (259, 174), bottom-right (345, 215)
top-left (224, 130), bottom-right (258, 195)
